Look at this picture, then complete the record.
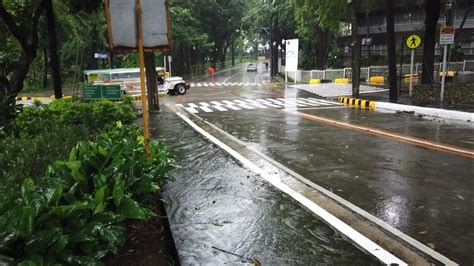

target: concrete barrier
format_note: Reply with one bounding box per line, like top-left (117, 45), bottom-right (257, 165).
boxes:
top-left (338, 96), bottom-right (375, 110)
top-left (369, 76), bottom-right (384, 85)
top-left (334, 78), bottom-right (349, 84)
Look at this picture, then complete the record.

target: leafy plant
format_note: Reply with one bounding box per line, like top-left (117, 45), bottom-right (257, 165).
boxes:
top-left (0, 123), bottom-right (175, 265)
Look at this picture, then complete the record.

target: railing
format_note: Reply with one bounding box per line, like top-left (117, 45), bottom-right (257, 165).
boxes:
top-left (279, 60), bottom-right (474, 83)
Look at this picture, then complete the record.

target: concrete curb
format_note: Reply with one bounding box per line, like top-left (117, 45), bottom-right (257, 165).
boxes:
top-left (338, 96), bottom-right (375, 110)
top-left (375, 102), bottom-right (473, 122)
top-left (338, 96), bottom-right (473, 122)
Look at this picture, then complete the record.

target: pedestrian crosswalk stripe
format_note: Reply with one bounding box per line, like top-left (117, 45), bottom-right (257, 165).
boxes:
top-left (176, 97), bottom-right (341, 114)
top-left (190, 82), bottom-right (261, 88)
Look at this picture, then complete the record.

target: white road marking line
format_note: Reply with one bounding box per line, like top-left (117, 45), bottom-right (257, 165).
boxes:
top-left (216, 83), bottom-right (222, 86)
top-left (210, 83), bottom-right (216, 87)
top-left (188, 103), bottom-right (199, 108)
top-left (232, 100), bottom-right (255, 109)
top-left (175, 112), bottom-right (407, 266)
top-left (197, 83), bottom-right (202, 87)
top-left (199, 105), bottom-right (214, 113)
top-left (255, 99), bottom-right (282, 108)
top-left (211, 101), bottom-right (223, 105)
top-left (212, 105), bottom-right (228, 111)
top-left (243, 99), bottom-right (269, 109)
top-left (222, 100), bottom-right (242, 110)
top-left (184, 107), bottom-right (199, 114)
top-left (203, 83), bottom-right (209, 87)
top-left (199, 102), bottom-right (210, 106)
top-left (305, 98), bottom-right (337, 106)
top-left (279, 98), bottom-right (308, 107)
top-left (266, 98), bottom-right (288, 106)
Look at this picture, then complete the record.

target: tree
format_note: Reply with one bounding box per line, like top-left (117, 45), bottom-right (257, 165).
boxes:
top-left (45, 0), bottom-right (62, 99)
top-left (0, 0), bottom-right (46, 125)
top-left (421, 0), bottom-right (441, 84)
top-left (385, 0), bottom-right (397, 102)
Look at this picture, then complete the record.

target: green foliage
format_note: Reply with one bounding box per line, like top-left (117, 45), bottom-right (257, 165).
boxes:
top-left (0, 99), bottom-right (136, 181)
top-left (0, 123), bottom-right (175, 264)
top-left (413, 83), bottom-right (474, 105)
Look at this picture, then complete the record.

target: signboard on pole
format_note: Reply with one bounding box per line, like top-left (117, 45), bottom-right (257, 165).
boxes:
top-left (406, 34), bottom-right (422, 49)
top-left (104, 0), bottom-right (172, 52)
top-left (285, 39), bottom-right (299, 72)
top-left (83, 85), bottom-right (122, 100)
top-left (440, 26), bottom-right (455, 45)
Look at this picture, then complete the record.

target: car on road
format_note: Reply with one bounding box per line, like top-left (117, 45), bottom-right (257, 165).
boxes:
top-left (246, 63), bottom-right (257, 72)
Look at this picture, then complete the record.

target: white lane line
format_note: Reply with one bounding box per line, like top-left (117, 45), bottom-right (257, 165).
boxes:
top-left (216, 83), bottom-right (222, 86)
top-left (305, 98), bottom-right (338, 106)
top-left (197, 83), bottom-right (202, 87)
top-left (203, 83), bottom-right (209, 87)
top-left (188, 103), bottom-right (199, 108)
top-left (255, 99), bottom-right (282, 108)
top-left (175, 112), bottom-right (407, 266)
top-left (198, 105), bottom-right (214, 113)
top-left (212, 105), bottom-right (228, 111)
top-left (266, 98), bottom-right (288, 106)
top-left (184, 107), bottom-right (199, 114)
top-left (222, 100), bottom-right (242, 110)
top-left (232, 100), bottom-right (255, 109)
top-left (199, 102), bottom-right (210, 106)
top-left (210, 83), bottom-right (216, 87)
top-left (279, 98), bottom-right (308, 107)
top-left (244, 99), bottom-right (269, 109)
top-left (211, 101), bottom-right (223, 105)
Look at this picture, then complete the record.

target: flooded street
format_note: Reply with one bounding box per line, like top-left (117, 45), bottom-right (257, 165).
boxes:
top-left (150, 110), bottom-right (378, 265)
top-left (154, 63), bottom-right (473, 264)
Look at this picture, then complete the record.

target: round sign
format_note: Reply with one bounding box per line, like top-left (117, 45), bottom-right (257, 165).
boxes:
top-left (406, 35), bottom-right (422, 49)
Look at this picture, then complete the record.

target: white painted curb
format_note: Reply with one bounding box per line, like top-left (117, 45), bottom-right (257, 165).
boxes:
top-left (375, 102), bottom-right (474, 122)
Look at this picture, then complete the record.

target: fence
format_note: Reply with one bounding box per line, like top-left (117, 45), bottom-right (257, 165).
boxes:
top-left (280, 60), bottom-right (474, 83)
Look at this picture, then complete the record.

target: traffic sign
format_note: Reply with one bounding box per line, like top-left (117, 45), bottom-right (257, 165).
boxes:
top-left (406, 34), bottom-right (422, 49)
top-left (440, 26), bottom-right (455, 45)
top-left (83, 85), bottom-right (122, 100)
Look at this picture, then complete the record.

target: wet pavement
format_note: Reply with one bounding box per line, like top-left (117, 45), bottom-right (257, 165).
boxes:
top-left (158, 63), bottom-right (473, 264)
top-left (149, 110), bottom-right (378, 265)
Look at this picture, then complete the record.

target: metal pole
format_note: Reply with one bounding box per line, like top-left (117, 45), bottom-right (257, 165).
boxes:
top-left (463, 60), bottom-right (466, 71)
top-left (409, 49), bottom-right (415, 97)
top-left (136, 0), bottom-right (150, 159)
top-left (440, 44), bottom-right (448, 102)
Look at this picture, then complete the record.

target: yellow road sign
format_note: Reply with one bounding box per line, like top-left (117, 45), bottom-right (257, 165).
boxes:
top-left (406, 34), bottom-right (422, 49)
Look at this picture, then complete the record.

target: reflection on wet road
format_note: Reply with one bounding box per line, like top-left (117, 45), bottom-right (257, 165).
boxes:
top-left (159, 63), bottom-right (473, 264)
top-left (150, 111), bottom-right (377, 265)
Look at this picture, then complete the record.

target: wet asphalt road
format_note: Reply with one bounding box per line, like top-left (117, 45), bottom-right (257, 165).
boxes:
top-left (158, 63), bottom-right (473, 264)
top-left (150, 110), bottom-right (377, 265)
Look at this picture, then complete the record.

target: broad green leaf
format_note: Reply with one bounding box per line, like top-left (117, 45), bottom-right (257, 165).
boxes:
top-left (69, 147), bottom-right (77, 161)
top-left (44, 185), bottom-right (63, 206)
top-left (93, 186), bottom-right (106, 214)
top-left (18, 206), bottom-right (35, 238)
top-left (21, 178), bottom-right (35, 204)
top-left (117, 197), bottom-right (146, 220)
top-left (112, 180), bottom-right (125, 207)
top-left (48, 235), bottom-right (69, 256)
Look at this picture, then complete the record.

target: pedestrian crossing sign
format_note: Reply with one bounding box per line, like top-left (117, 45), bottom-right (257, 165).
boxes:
top-left (406, 34), bottom-right (422, 49)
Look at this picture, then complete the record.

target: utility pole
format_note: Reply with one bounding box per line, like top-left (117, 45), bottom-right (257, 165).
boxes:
top-left (349, 0), bottom-right (360, 97)
top-left (385, 0), bottom-right (398, 102)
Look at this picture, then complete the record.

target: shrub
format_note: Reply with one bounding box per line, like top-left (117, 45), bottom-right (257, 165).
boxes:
top-left (0, 124), bottom-right (175, 265)
top-left (0, 99), bottom-right (137, 181)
